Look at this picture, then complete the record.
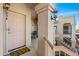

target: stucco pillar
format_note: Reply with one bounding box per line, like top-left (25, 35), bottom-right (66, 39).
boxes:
top-left (35, 3), bottom-right (56, 56)
top-left (0, 4), bottom-right (4, 55)
top-left (71, 23), bottom-right (76, 52)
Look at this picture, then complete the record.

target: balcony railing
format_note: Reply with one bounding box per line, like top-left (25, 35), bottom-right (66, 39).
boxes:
top-left (55, 38), bottom-right (76, 52)
top-left (63, 37), bottom-right (72, 47)
top-left (63, 30), bottom-right (72, 34)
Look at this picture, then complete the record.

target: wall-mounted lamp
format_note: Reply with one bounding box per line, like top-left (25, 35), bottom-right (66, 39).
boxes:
top-left (3, 3), bottom-right (10, 10)
top-left (51, 10), bottom-right (57, 21)
top-left (51, 14), bottom-right (57, 21)
top-left (3, 3), bottom-right (10, 20)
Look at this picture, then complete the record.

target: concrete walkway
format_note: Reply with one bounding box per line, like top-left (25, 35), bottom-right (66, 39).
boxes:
top-left (21, 38), bottom-right (38, 56)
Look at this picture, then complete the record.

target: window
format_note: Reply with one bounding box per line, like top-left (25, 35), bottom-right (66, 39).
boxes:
top-left (55, 51), bottom-right (70, 56)
top-left (64, 26), bottom-right (68, 30)
top-left (63, 26), bottom-right (69, 34)
top-left (55, 51), bottom-right (59, 56)
top-left (60, 51), bottom-right (65, 56)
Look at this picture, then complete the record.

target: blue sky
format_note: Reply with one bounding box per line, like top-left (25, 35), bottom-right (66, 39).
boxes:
top-left (55, 3), bottom-right (79, 29)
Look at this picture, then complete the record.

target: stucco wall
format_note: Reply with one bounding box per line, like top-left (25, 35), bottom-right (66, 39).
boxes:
top-left (0, 4), bottom-right (4, 55)
top-left (35, 3), bottom-right (55, 56)
top-left (37, 9), bottom-right (48, 55)
top-left (56, 16), bottom-right (76, 49)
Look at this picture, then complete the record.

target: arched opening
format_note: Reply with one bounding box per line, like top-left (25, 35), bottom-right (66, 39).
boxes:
top-left (63, 23), bottom-right (72, 34)
top-left (63, 23), bottom-right (72, 47)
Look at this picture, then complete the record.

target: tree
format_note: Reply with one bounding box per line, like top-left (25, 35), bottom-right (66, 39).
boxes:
top-left (76, 29), bottom-right (79, 33)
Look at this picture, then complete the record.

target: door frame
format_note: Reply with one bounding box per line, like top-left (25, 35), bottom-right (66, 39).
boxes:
top-left (4, 9), bottom-right (26, 55)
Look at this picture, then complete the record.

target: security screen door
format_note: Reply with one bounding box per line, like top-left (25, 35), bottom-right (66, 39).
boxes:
top-left (6, 10), bottom-right (26, 52)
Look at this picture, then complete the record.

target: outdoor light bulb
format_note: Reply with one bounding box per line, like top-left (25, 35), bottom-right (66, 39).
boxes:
top-left (3, 3), bottom-right (10, 9)
top-left (6, 4), bottom-right (10, 8)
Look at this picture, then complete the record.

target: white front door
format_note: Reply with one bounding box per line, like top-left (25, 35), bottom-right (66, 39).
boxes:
top-left (6, 10), bottom-right (26, 52)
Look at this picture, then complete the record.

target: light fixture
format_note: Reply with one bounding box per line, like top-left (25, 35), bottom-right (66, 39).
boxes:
top-left (3, 3), bottom-right (10, 21)
top-left (51, 10), bottom-right (57, 21)
top-left (3, 3), bottom-right (10, 10)
top-left (51, 14), bottom-right (57, 21)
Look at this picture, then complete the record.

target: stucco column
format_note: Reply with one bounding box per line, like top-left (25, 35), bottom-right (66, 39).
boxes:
top-left (71, 23), bottom-right (76, 52)
top-left (0, 4), bottom-right (4, 55)
top-left (35, 3), bottom-right (56, 56)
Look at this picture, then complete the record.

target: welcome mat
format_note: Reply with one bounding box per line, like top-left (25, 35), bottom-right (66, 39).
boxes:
top-left (9, 47), bottom-right (30, 56)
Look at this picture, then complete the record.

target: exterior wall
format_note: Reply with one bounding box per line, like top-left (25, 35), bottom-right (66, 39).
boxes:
top-left (0, 4), bottom-right (4, 55)
top-left (0, 3), bottom-right (56, 56)
top-left (48, 10), bottom-right (55, 56)
top-left (31, 20), bottom-right (38, 32)
top-left (0, 3), bottom-right (77, 56)
top-left (37, 9), bottom-right (48, 56)
top-left (35, 3), bottom-right (55, 56)
top-left (31, 8), bottom-right (38, 32)
top-left (56, 16), bottom-right (76, 50)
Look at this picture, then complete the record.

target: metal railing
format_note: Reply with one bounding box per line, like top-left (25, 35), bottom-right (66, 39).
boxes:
top-left (43, 37), bottom-right (77, 55)
top-left (63, 30), bottom-right (72, 34)
top-left (55, 38), bottom-right (76, 52)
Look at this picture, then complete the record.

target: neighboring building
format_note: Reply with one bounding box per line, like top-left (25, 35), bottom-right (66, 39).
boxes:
top-left (54, 16), bottom-right (78, 56)
top-left (0, 3), bottom-right (78, 56)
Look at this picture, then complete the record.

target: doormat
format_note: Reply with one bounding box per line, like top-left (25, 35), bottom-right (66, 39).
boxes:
top-left (9, 47), bottom-right (30, 56)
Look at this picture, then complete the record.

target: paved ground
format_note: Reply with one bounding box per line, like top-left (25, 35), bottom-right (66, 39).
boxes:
top-left (21, 38), bottom-right (38, 56)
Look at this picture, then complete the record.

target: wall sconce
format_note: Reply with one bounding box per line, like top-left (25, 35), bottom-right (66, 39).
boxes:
top-left (3, 3), bottom-right (10, 10)
top-left (51, 10), bottom-right (57, 21)
top-left (51, 14), bottom-right (57, 21)
top-left (3, 3), bottom-right (10, 20)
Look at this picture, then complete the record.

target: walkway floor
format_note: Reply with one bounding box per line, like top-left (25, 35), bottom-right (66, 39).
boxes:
top-left (21, 38), bottom-right (38, 56)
